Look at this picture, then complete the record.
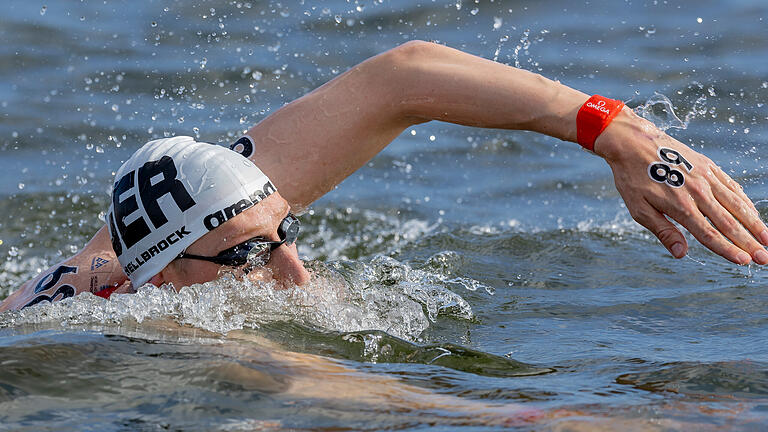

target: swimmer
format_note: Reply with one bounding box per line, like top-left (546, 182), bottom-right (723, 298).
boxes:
top-left (2, 40), bottom-right (767, 311)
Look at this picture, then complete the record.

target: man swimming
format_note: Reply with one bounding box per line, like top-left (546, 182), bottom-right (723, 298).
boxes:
top-left (2, 41), bottom-right (767, 312)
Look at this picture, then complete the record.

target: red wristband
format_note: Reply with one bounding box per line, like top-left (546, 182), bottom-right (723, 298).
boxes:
top-left (576, 95), bottom-right (625, 152)
top-left (94, 285), bottom-right (118, 299)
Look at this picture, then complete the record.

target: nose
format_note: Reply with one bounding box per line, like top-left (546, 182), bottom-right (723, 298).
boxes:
top-left (265, 242), bottom-right (310, 288)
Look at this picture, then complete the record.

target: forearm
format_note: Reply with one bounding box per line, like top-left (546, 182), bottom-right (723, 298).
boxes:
top-left (386, 40), bottom-right (588, 142)
top-left (0, 226), bottom-right (128, 312)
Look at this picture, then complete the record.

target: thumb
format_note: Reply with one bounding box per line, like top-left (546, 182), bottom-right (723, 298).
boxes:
top-left (633, 206), bottom-right (688, 258)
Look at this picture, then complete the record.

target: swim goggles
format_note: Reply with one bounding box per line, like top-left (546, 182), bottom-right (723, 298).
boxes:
top-left (176, 213), bottom-right (300, 269)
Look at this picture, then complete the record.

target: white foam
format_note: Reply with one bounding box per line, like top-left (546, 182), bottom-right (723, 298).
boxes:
top-left (1, 257), bottom-right (477, 341)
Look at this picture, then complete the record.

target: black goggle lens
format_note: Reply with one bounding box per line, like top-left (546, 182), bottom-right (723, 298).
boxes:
top-left (176, 213), bottom-right (300, 269)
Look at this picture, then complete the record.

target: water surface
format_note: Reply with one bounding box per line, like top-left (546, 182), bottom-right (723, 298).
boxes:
top-left (2, 0), bottom-right (768, 430)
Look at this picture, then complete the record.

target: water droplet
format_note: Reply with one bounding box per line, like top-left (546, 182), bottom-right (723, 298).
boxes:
top-left (40, 5), bottom-right (47, 15)
top-left (17, 183), bottom-right (25, 190)
top-left (177, 117), bottom-right (184, 124)
top-left (470, 7), bottom-right (479, 15)
top-left (334, 15), bottom-right (342, 24)
top-left (193, 127), bottom-right (200, 135)
top-left (696, 17), bottom-right (703, 23)
top-left (151, 21), bottom-right (157, 27)
top-left (744, 128), bottom-right (750, 134)
top-left (80, 16), bottom-right (85, 21)
top-left (429, 135), bottom-right (436, 141)
top-left (493, 17), bottom-right (502, 30)
top-left (728, 116), bottom-right (735, 123)
top-left (111, 104), bottom-right (119, 112)
top-left (9, 246), bottom-right (19, 257)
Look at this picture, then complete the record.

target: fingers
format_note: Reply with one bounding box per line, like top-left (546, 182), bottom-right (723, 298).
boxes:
top-left (654, 159), bottom-right (768, 265)
top-left (631, 201), bottom-right (688, 258)
top-left (666, 201), bottom-right (752, 265)
top-left (710, 164), bottom-right (760, 216)
top-left (699, 185), bottom-right (768, 264)
top-left (710, 179), bottom-right (768, 246)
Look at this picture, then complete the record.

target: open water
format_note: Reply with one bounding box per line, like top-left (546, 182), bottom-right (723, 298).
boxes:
top-left (2, 0), bottom-right (768, 430)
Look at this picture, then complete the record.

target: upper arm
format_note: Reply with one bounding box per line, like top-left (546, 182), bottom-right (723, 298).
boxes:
top-left (238, 46), bottom-right (413, 211)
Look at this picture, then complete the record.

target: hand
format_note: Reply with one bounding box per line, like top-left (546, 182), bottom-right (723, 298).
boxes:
top-left (594, 108), bottom-right (768, 265)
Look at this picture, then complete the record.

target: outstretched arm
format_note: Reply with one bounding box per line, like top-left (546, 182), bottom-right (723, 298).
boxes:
top-left (0, 227), bottom-right (129, 312)
top-left (243, 40), bottom-right (768, 265)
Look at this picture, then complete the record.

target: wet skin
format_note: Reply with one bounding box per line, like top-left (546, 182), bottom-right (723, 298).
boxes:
top-left (150, 192), bottom-right (310, 290)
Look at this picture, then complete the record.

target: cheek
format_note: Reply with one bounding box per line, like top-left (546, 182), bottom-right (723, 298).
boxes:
top-left (178, 262), bottom-right (222, 287)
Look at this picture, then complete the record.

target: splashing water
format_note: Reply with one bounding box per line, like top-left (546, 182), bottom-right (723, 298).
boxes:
top-left (1, 257), bottom-right (477, 341)
top-left (334, 254), bottom-right (479, 320)
top-left (633, 91), bottom-right (709, 132)
top-left (512, 29), bottom-right (531, 69)
top-left (493, 35), bottom-right (510, 63)
top-left (633, 92), bottom-right (687, 132)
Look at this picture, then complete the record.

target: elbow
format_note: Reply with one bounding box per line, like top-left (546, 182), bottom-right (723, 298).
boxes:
top-left (371, 40), bottom-right (444, 123)
top-left (376, 40), bottom-right (442, 72)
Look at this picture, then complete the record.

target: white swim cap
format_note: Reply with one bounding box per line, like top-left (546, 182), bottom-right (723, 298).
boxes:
top-left (106, 136), bottom-right (276, 287)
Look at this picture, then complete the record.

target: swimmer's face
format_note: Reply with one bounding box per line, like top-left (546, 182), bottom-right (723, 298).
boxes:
top-left (152, 192), bottom-right (310, 290)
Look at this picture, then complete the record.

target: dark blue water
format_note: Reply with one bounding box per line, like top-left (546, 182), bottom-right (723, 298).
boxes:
top-left (2, 0), bottom-right (768, 430)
